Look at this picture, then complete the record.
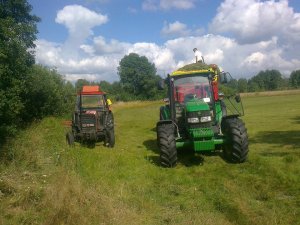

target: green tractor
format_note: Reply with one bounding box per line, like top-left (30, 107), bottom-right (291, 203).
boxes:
top-left (66, 85), bottom-right (115, 147)
top-left (157, 61), bottom-right (248, 167)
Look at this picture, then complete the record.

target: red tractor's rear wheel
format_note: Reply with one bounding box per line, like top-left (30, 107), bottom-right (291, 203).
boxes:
top-left (105, 112), bottom-right (115, 148)
top-left (106, 128), bottom-right (115, 148)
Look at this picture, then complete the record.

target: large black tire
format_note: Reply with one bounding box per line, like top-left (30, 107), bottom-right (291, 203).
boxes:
top-left (106, 112), bottom-right (114, 129)
top-left (66, 132), bottom-right (74, 146)
top-left (106, 128), bottom-right (115, 148)
top-left (157, 123), bottom-right (177, 167)
top-left (221, 117), bottom-right (249, 163)
top-left (105, 112), bottom-right (115, 148)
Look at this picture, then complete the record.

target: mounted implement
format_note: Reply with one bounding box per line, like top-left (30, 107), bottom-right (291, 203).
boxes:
top-left (66, 85), bottom-right (115, 147)
top-left (157, 51), bottom-right (248, 167)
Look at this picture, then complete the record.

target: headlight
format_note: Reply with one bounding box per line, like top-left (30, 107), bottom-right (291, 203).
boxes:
top-left (187, 117), bottom-right (199, 123)
top-left (82, 123), bottom-right (95, 127)
top-left (200, 116), bottom-right (211, 122)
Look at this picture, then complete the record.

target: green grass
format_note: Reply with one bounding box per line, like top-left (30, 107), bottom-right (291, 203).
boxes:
top-left (1, 95), bottom-right (300, 225)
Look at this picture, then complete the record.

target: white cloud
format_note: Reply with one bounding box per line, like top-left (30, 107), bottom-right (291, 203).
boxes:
top-left (35, 39), bottom-right (120, 82)
top-left (56, 5), bottom-right (108, 32)
top-left (161, 21), bottom-right (190, 37)
top-left (210, 0), bottom-right (300, 44)
top-left (80, 44), bottom-right (95, 56)
top-left (55, 5), bottom-right (108, 59)
top-left (205, 49), bottom-right (224, 64)
top-left (35, 33), bottom-right (300, 82)
top-left (161, 21), bottom-right (207, 39)
top-left (242, 52), bottom-right (266, 68)
top-left (142, 0), bottom-right (196, 11)
top-left (160, 0), bottom-right (196, 10)
top-left (241, 49), bottom-right (300, 74)
top-left (93, 36), bottom-right (130, 55)
top-left (35, 39), bottom-right (62, 66)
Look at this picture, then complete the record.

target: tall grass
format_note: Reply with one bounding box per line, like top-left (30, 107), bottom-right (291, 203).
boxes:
top-left (0, 94), bottom-right (299, 224)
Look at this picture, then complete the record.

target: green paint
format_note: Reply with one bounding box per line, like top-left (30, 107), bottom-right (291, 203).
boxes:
top-left (215, 101), bottom-right (222, 124)
top-left (185, 98), bottom-right (210, 112)
top-left (161, 105), bottom-right (171, 120)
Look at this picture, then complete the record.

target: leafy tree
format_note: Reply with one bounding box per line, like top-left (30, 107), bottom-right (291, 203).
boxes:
top-left (290, 70), bottom-right (300, 88)
top-left (0, 0), bottom-right (40, 141)
top-left (250, 72), bottom-right (265, 91)
top-left (118, 53), bottom-right (160, 100)
top-left (249, 69), bottom-right (284, 91)
top-left (247, 80), bottom-right (260, 92)
top-left (267, 70), bottom-right (283, 90)
top-left (237, 78), bottom-right (248, 93)
top-left (22, 65), bottom-right (75, 121)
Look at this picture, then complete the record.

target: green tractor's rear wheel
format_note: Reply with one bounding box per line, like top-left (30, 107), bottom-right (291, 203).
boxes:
top-left (221, 117), bottom-right (248, 163)
top-left (157, 123), bottom-right (177, 167)
top-left (66, 132), bottom-right (75, 146)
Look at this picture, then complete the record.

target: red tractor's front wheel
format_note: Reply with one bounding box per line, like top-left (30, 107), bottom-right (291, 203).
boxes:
top-left (66, 132), bottom-right (75, 146)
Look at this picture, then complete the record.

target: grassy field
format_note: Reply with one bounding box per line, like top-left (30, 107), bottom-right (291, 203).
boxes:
top-left (0, 92), bottom-right (299, 225)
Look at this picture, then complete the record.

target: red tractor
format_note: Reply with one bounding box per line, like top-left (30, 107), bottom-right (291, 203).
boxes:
top-left (66, 86), bottom-right (115, 147)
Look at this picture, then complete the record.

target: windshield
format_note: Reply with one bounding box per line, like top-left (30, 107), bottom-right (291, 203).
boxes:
top-left (173, 75), bottom-right (211, 103)
top-left (81, 95), bottom-right (104, 108)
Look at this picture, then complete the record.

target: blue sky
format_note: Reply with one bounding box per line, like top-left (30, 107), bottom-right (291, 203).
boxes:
top-left (30, 0), bottom-right (221, 43)
top-left (28, 0), bottom-right (300, 82)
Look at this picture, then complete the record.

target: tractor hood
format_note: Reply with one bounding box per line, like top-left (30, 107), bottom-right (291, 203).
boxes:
top-left (185, 98), bottom-right (210, 112)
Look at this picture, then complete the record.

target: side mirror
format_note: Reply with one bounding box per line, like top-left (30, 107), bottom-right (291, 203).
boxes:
top-left (158, 79), bottom-right (165, 90)
top-left (107, 99), bottom-right (112, 106)
top-left (219, 72), bottom-right (232, 84)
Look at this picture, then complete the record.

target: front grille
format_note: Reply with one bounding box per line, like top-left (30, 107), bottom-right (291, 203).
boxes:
top-left (80, 114), bottom-right (96, 132)
top-left (187, 110), bottom-right (210, 118)
top-left (189, 122), bottom-right (211, 129)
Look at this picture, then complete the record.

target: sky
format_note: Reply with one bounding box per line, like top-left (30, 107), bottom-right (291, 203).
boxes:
top-left (28, 0), bottom-right (300, 82)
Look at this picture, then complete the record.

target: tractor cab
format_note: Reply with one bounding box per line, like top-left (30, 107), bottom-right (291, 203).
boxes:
top-left (174, 75), bottom-right (212, 104)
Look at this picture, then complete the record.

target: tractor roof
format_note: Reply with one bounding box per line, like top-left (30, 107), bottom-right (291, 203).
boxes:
top-left (80, 86), bottom-right (105, 95)
top-left (171, 62), bottom-right (219, 76)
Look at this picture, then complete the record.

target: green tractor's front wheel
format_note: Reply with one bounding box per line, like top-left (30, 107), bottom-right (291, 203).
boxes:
top-left (157, 123), bottom-right (177, 167)
top-left (221, 117), bottom-right (249, 163)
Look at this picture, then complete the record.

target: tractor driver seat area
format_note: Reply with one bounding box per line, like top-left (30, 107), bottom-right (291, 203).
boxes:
top-left (175, 83), bottom-right (211, 104)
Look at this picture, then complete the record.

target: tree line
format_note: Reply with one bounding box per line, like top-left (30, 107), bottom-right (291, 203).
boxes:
top-left (228, 69), bottom-right (300, 93)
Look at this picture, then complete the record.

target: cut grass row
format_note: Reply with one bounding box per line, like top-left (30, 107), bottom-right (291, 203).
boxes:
top-left (0, 93), bottom-right (299, 225)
